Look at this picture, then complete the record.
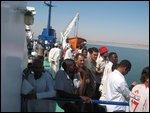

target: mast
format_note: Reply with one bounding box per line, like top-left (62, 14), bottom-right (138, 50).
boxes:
top-left (61, 13), bottom-right (80, 49)
top-left (44, 1), bottom-right (53, 36)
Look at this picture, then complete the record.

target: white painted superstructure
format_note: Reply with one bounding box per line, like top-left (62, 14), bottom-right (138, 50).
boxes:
top-left (1, 1), bottom-right (29, 112)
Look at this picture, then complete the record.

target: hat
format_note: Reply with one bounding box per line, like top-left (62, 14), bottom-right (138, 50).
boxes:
top-left (83, 41), bottom-right (87, 44)
top-left (54, 43), bottom-right (58, 46)
top-left (31, 51), bottom-right (37, 56)
top-left (45, 40), bottom-right (48, 44)
top-left (28, 59), bottom-right (33, 63)
top-left (99, 46), bottom-right (108, 55)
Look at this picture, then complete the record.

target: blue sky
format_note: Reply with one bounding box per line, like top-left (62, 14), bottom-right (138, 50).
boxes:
top-left (27, 1), bottom-right (149, 46)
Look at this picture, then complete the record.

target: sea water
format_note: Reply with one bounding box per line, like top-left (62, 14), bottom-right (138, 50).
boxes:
top-left (87, 44), bottom-right (149, 86)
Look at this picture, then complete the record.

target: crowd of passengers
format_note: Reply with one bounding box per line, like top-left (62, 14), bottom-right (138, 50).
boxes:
top-left (22, 40), bottom-right (149, 112)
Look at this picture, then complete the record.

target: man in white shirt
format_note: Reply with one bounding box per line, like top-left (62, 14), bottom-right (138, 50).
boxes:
top-left (106, 60), bottom-right (131, 112)
top-left (21, 58), bottom-right (56, 112)
top-left (64, 47), bottom-right (74, 60)
top-left (48, 43), bottom-right (61, 78)
top-left (99, 52), bottom-right (118, 101)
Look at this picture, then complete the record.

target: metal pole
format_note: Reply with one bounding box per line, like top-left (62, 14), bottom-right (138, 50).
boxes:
top-left (44, 1), bottom-right (52, 36)
top-left (47, 1), bottom-right (52, 36)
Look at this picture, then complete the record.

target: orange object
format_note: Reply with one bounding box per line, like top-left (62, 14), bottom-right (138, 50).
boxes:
top-left (67, 36), bottom-right (86, 50)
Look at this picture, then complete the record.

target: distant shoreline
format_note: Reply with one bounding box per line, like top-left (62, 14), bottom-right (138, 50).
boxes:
top-left (87, 40), bottom-right (149, 50)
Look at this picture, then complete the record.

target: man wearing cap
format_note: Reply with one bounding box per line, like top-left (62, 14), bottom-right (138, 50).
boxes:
top-left (48, 43), bottom-right (61, 78)
top-left (96, 46), bottom-right (109, 75)
top-left (64, 45), bottom-right (74, 60)
top-left (96, 46), bottom-right (109, 101)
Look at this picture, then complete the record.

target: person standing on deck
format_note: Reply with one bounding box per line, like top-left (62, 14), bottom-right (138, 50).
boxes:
top-left (58, 43), bottom-right (64, 69)
top-left (21, 58), bottom-right (56, 112)
top-left (129, 66), bottom-right (149, 112)
top-left (74, 53), bottom-right (96, 97)
top-left (77, 41), bottom-right (87, 53)
top-left (96, 46), bottom-right (109, 77)
top-left (81, 48), bottom-right (88, 59)
top-left (96, 46), bottom-right (109, 99)
top-left (64, 46), bottom-right (74, 60)
top-left (85, 47), bottom-right (100, 99)
top-left (33, 40), bottom-right (38, 52)
top-left (85, 47), bottom-right (106, 112)
top-left (27, 39), bottom-right (33, 56)
top-left (106, 59), bottom-right (132, 112)
top-left (99, 52), bottom-right (118, 101)
top-left (37, 40), bottom-right (45, 61)
top-left (48, 43), bottom-right (61, 78)
top-left (74, 53), bottom-right (96, 112)
top-left (31, 40), bottom-right (38, 57)
top-left (54, 59), bottom-right (91, 112)
top-left (87, 47), bottom-right (93, 59)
